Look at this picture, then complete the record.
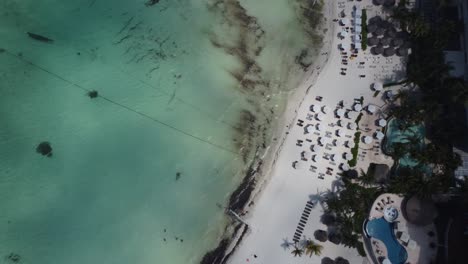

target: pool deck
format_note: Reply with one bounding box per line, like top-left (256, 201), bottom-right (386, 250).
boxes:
top-left (367, 194), bottom-right (438, 264)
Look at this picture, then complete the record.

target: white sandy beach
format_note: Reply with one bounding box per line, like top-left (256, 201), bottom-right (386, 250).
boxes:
top-left (226, 0), bottom-right (407, 263)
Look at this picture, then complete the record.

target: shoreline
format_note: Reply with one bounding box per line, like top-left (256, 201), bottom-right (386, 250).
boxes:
top-left (199, 0), bottom-right (337, 263)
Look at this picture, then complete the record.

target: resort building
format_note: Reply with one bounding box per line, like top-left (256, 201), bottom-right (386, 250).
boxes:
top-left (363, 193), bottom-right (438, 264)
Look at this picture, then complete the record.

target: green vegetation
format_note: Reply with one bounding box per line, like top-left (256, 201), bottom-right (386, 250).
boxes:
top-left (361, 9), bottom-right (367, 50)
top-left (290, 239), bottom-right (323, 258)
top-left (348, 132), bottom-right (361, 167)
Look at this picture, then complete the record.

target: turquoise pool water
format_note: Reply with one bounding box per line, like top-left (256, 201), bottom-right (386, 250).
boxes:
top-left (384, 118), bottom-right (425, 168)
top-left (365, 217), bottom-right (408, 264)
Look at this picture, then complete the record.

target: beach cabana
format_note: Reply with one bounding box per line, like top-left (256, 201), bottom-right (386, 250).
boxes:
top-left (375, 131), bottom-right (385, 140)
top-left (336, 129), bottom-right (344, 137)
top-left (353, 42), bottom-right (362, 50)
top-left (322, 105), bottom-right (330, 114)
top-left (354, 25), bottom-right (362, 33)
top-left (368, 36), bottom-right (379, 46)
top-left (384, 47), bottom-right (396, 57)
top-left (348, 122), bottom-right (357, 130)
top-left (312, 104), bottom-right (321, 113)
top-left (344, 152), bottom-right (352, 161)
top-left (353, 8), bottom-right (362, 18)
top-left (340, 18), bottom-right (349, 26)
top-left (363, 136), bottom-right (373, 144)
top-left (377, 118), bottom-right (387, 127)
top-left (316, 113), bottom-right (325, 121)
top-left (372, 82), bottom-right (383, 91)
top-left (339, 43), bottom-right (348, 50)
top-left (353, 103), bottom-right (362, 112)
top-left (313, 154), bottom-right (321, 162)
top-left (341, 163), bottom-right (350, 171)
top-left (336, 108), bottom-right (345, 118)
top-left (367, 104), bottom-right (377, 113)
top-left (312, 144), bottom-right (321, 152)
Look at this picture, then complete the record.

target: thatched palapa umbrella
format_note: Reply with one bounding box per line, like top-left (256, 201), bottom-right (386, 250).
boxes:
top-left (380, 37), bottom-right (391, 46)
top-left (368, 23), bottom-right (378, 34)
top-left (368, 36), bottom-right (379, 46)
top-left (321, 213), bottom-right (336, 225)
top-left (392, 38), bottom-right (404, 47)
top-left (322, 257), bottom-right (335, 264)
top-left (371, 45), bottom-right (384, 55)
top-left (384, 47), bottom-right (396, 57)
top-left (374, 27), bottom-right (385, 36)
top-left (314, 230), bottom-right (328, 242)
top-left (373, 0), bottom-right (385, 6)
top-left (396, 47), bottom-right (409, 56)
top-left (335, 257), bottom-right (350, 264)
top-left (385, 28), bottom-right (397, 38)
top-left (369, 16), bottom-right (383, 25)
top-left (328, 232), bottom-right (342, 244)
top-left (384, 0), bottom-right (396, 7)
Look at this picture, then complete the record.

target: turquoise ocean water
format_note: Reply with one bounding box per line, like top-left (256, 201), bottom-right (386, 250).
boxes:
top-left (0, 0), bottom-right (322, 263)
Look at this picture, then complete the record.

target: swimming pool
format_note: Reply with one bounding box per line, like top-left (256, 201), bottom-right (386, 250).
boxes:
top-left (365, 217), bottom-right (408, 264)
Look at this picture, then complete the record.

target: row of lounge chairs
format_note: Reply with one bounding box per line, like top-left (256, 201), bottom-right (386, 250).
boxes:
top-left (293, 201), bottom-right (314, 243)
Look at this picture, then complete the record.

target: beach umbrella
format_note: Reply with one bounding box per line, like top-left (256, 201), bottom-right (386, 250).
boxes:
top-left (340, 30), bottom-right (348, 38)
top-left (306, 125), bottom-right (314, 133)
top-left (384, 47), bottom-right (396, 57)
top-left (373, 0), bottom-right (385, 5)
top-left (322, 105), bottom-right (331, 114)
top-left (367, 104), bottom-right (377, 113)
top-left (319, 137), bottom-right (330, 145)
top-left (348, 122), bottom-right (357, 130)
top-left (373, 82), bottom-right (383, 91)
top-left (345, 140), bottom-right (355, 148)
top-left (344, 152), bottom-right (352, 161)
top-left (346, 111), bottom-right (358, 120)
top-left (396, 47), bottom-right (409, 56)
top-left (341, 163), bottom-right (350, 171)
top-left (374, 27), bottom-right (385, 36)
top-left (294, 161), bottom-right (306, 170)
top-left (316, 113), bottom-right (325, 121)
top-left (371, 45), bottom-right (384, 55)
top-left (378, 118), bottom-right (387, 127)
top-left (314, 230), bottom-right (328, 242)
top-left (330, 154), bottom-right (338, 161)
top-left (368, 36), bottom-right (379, 46)
top-left (312, 144), bottom-right (321, 152)
top-left (302, 151), bottom-right (312, 160)
top-left (392, 38), bottom-right (404, 47)
top-left (312, 104), bottom-right (321, 112)
top-left (337, 119), bottom-right (343, 127)
top-left (336, 129), bottom-right (344, 137)
top-left (340, 18), bottom-right (349, 25)
top-left (316, 123), bottom-right (324, 131)
top-left (375, 131), bottom-right (385, 140)
top-left (353, 103), bottom-right (362, 112)
top-left (340, 43), bottom-right (348, 50)
top-left (313, 154), bottom-right (321, 162)
top-left (336, 108), bottom-right (345, 118)
top-left (368, 23), bottom-right (378, 34)
top-left (363, 136), bottom-right (373, 144)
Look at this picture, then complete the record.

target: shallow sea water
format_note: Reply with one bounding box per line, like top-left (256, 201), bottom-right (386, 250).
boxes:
top-left (0, 0), bottom-right (321, 263)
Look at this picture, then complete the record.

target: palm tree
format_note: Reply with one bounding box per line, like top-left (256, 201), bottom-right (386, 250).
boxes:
top-left (291, 246), bottom-right (304, 257)
top-left (358, 168), bottom-right (374, 186)
top-left (304, 239), bottom-right (323, 257)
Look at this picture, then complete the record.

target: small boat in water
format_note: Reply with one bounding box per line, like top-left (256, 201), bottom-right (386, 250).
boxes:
top-left (27, 32), bottom-right (54, 43)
